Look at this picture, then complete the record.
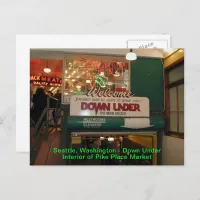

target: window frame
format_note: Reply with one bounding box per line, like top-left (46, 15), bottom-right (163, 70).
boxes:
top-left (165, 60), bottom-right (184, 139)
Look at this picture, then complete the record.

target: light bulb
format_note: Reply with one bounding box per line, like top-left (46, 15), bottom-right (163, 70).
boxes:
top-left (44, 68), bottom-right (51, 73)
top-left (72, 79), bottom-right (76, 82)
top-left (126, 49), bottom-right (137, 61)
top-left (108, 137), bottom-right (114, 142)
top-left (100, 72), bottom-right (105, 76)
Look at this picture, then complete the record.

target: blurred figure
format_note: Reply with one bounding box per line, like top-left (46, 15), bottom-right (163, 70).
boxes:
top-left (53, 89), bottom-right (61, 107)
top-left (47, 91), bottom-right (53, 96)
top-left (32, 87), bottom-right (47, 125)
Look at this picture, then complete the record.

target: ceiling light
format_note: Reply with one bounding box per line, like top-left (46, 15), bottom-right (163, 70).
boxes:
top-left (108, 137), bottom-right (114, 142)
top-left (86, 80), bottom-right (91, 83)
top-left (100, 137), bottom-right (105, 140)
top-left (65, 70), bottom-right (68, 74)
top-left (72, 79), bottom-right (76, 82)
top-left (76, 85), bottom-right (81, 89)
top-left (76, 75), bottom-right (80, 78)
top-left (126, 49), bottom-right (137, 61)
top-left (44, 67), bottom-right (51, 73)
top-left (44, 59), bottom-right (51, 73)
top-left (64, 92), bottom-right (69, 95)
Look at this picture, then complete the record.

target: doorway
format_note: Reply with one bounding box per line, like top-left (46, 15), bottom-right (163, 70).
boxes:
top-left (70, 132), bottom-right (158, 165)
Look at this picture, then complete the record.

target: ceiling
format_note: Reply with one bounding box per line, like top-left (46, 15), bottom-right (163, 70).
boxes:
top-left (30, 59), bottom-right (63, 77)
top-left (30, 48), bottom-right (182, 78)
top-left (32, 48), bottom-right (180, 58)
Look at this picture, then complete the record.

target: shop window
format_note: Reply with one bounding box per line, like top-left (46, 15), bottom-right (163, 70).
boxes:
top-left (63, 59), bottom-right (129, 97)
top-left (166, 61), bottom-right (184, 138)
top-left (168, 63), bottom-right (184, 83)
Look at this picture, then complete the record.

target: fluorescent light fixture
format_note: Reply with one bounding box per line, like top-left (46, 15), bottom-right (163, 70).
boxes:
top-left (126, 49), bottom-right (137, 61)
top-left (108, 137), bottom-right (114, 142)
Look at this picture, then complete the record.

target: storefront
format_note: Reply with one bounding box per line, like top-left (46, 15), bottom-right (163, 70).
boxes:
top-left (30, 58), bottom-right (63, 95)
top-left (60, 53), bottom-right (166, 165)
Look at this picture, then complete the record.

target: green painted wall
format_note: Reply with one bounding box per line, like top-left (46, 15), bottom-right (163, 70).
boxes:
top-left (130, 57), bottom-right (164, 112)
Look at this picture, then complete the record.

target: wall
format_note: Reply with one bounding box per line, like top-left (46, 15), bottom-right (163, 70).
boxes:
top-left (162, 135), bottom-right (184, 165)
top-left (30, 50), bottom-right (65, 60)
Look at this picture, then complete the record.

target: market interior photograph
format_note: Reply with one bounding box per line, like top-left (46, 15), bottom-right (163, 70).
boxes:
top-left (30, 48), bottom-right (184, 165)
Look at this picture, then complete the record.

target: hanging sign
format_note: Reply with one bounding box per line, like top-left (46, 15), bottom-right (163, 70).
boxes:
top-left (30, 75), bottom-right (62, 87)
top-left (70, 88), bottom-right (150, 117)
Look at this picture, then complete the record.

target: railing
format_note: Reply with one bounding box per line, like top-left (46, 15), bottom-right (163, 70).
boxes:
top-left (30, 96), bottom-right (60, 165)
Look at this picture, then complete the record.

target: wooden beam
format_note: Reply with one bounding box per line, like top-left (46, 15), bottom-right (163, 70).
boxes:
top-left (164, 49), bottom-right (184, 69)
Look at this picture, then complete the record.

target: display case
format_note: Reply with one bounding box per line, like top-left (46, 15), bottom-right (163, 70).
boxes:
top-left (62, 54), bottom-right (130, 104)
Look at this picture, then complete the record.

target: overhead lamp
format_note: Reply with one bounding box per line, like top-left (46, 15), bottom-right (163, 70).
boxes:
top-left (108, 137), bottom-right (114, 142)
top-left (126, 49), bottom-right (137, 61)
top-left (44, 60), bottom-right (51, 73)
top-left (86, 80), bottom-right (91, 83)
top-left (44, 68), bottom-right (51, 73)
top-left (100, 136), bottom-right (105, 140)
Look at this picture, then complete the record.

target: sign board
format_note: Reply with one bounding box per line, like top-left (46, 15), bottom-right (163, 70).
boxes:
top-left (67, 116), bottom-right (166, 130)
top-left (30, 75), bottom-right (62, 87)
top-left (63, 94), bottom-right (72, 104)
top-left (70, 88), bottom-right (149, 117)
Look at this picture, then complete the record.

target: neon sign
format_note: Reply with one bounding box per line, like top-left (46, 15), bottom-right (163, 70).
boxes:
top-left (30, 75), bottom-right (62, 87)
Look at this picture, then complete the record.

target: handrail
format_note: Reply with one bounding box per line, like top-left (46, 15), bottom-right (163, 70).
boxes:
top-left (31, 95), bottom-right (60, 157)
top-left (48, 96), bottom-right (58, 101)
